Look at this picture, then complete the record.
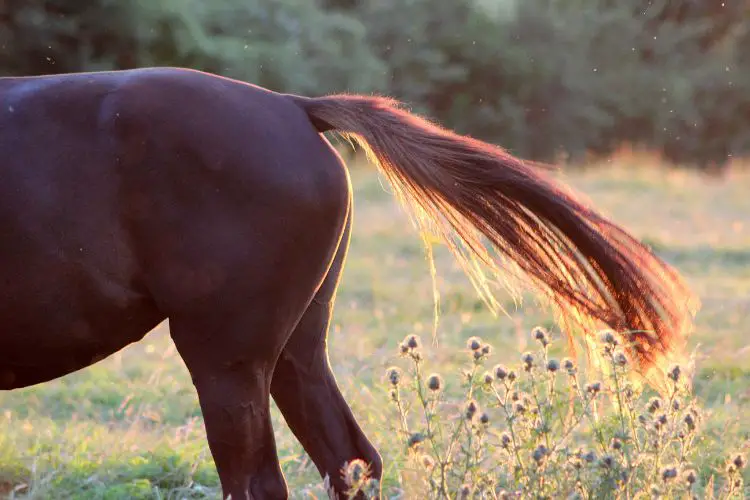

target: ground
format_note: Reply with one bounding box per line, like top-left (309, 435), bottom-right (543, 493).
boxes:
top-left (1, 155), bottom-right (748, 498)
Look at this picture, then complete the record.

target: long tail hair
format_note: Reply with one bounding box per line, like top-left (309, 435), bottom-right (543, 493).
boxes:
top-left (289, 93), bottom-right (697, 386)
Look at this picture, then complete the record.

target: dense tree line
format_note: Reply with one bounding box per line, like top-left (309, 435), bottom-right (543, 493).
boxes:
top-left (1, 0), bottom-right (748, 167)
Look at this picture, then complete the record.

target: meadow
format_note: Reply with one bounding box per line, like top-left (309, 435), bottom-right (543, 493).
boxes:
top-left (0, 155), bottom-right (748, 499)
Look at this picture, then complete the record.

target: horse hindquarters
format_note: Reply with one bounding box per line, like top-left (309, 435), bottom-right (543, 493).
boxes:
top-left (107, 72), bottom-right (352, 498)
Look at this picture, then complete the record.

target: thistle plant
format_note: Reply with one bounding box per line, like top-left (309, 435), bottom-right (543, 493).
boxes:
top-left (341, 328), bottom-right (748, 499)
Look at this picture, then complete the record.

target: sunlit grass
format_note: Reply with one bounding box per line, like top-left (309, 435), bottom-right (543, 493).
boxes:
top-left (1, 157), bottom-right (749, 498)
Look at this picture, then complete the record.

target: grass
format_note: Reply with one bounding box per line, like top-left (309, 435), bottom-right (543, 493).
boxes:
top-left (1, 155), bottom-right (749, 498)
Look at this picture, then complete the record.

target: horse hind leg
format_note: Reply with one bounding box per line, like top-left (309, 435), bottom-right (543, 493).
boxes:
top-left (270, 213), bottom-right (383, 497)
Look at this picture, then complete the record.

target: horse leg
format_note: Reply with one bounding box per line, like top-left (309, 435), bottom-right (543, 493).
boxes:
top-left (270, 213), bottom-right (383, 497)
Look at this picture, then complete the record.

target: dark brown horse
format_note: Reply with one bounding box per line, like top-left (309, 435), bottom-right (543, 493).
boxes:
top-left (0, 67), bottom-right (695, 498)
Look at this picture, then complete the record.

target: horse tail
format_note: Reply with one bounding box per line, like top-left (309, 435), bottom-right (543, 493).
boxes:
top-left (288, 93), bottom-right (697, 387)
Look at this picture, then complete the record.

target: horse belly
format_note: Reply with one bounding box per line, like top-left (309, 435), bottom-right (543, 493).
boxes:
top-left (0, 254), bottom-right (164, 390)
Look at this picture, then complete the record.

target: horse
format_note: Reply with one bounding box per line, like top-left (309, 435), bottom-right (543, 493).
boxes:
top-left (0, 67), bottom-right (695, 499)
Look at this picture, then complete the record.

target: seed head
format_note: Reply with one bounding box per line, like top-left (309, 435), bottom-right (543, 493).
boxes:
top-left (672, 399), bottom-right (681, 411)
top-left (507, 370), bottom-right (518, 382)
top-left (399, 344), bottom-right (409, 354)
top-left (684, 413), bottom-right (696, 432)
top-left (465, 400), bottom-right (479, 420)
top-left (521, 352), bottom-right (534, 371)
top-left (494, 364), bottom-right (509, 380)
top-left (547, 359), bottom-right (560, 373)
top-left (467, 336), bottom-right (482, 351)
top-left (514, 402), bottom-right (526, 414)
top-left (647, 397), bottom-right (662, 413)
top-left (623, 384), bottom-right (635, 401)
top-left (386, 367), bottom-right (401, 386)
top-left (500, 432), bottom-right (512, 449)
top-left (600, 330), bottom-right (618, 346)
top-left (585, 381), bottom-right (602, 395)
top-left (405, 334), bottom-right (421, 350)
top-left (408, 432), bottom-right (426, 447)
top-left (662, 467), bottom-right (678, 482)
top-left (427, 374), bottom-right (443, 392)
top-left (614, 352), bottom-right (628, 367)
top-left (667, 364), bottom-right (681, 383)
top-left (684, 469), bottom-right (697, 486)
top-left (533, 327), bottom-right (550, 346)
top-left (563, 358), bottom-right (576, 374)
top-left (343, 459), bottom-right (368, 487)
top-left (532, 445), bottom-right (548, 465)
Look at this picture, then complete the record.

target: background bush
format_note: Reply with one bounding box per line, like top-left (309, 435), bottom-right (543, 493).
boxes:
top-left (1, 0), bottom-right (748, 167)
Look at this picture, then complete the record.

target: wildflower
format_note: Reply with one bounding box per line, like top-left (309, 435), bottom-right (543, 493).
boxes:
top-left (481, 344), bottom-right (492, 355)
top-left (547, 359), bottom-right (560, 373)
top-left (600, 455), bottom-right (614, 468)
top-left (408, 432), bottom-right (426, 447)
top-left (563, 358), bottom-right (576, 374)
top-left (654, 413), bottom-right (668, 430)
top-left (465, 400), bottom-right (479, 420)
top-left (533, 327), bottom-right (550, 346)
top-left (532, 445), bottom-right (548, 465)
top-left (399, 344), bottom-right (409, 355)
top-left (667, 364), bottom-right (681, 383)
top-left (662, 467), bottom-right (678, 482)
top-left (514, 402), bottom-right (526, 414)
top-left (479, 412), bottom-right (490, 425)
top-left (585, 381), bottom-right (602, 395)
top-left (684, 469), bottom-right (697, 486)
top-left (647, 397), bottom-right (662, 413)
top-left (611, 438), bottom-right (623, 451)
top-left (521, 352), bottom-right (534, 371)
top-left (343, 459), bottom-right (368, 487)
top-left (386, 367), bottom-right (401, 386)
top-left (405, 334), bottom-right (421, 350)
top-left (638, 414), bottom-right (648, 425)
top-left (427, 374), bottom-right (442, 392)
top-left (500, 432), bottom-right (512, 449)
top-left (494, 364), bottom-right (509, 380)
top-left (600, 330), bottom-right (618, 346)
top-left (672, 399), bottom-right (681, 411)
top-left (583, 451), bottom-right (596, 463)
top-left (467, 336), bottom-right (482, 351)
top-left (623, 384), bottom-right (634, 401)
top-left (684, 413), bottom-right (696, 432)
top-left (733, 454), bottom-right (746, 470)
top-left (614, 351), bottom-right (628, 367)
top-left (507, 370), bottom-right (518, 382)
top-left (483, 371), bottom-right (494, 385)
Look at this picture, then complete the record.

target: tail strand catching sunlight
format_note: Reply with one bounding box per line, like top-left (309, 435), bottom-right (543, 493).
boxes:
top-left (289, 93), bottom-right (698, 387)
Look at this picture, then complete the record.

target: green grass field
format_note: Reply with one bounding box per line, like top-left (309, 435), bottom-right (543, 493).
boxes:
top-left (1, 157), bottom-right (749, 498)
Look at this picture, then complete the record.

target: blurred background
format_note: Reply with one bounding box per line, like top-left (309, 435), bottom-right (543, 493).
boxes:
top-left (1, 0), bottom-right (749, 169)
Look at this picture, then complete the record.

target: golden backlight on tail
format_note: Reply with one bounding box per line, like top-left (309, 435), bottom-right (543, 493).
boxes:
top-left (290, 93), bottom-right (700, 389)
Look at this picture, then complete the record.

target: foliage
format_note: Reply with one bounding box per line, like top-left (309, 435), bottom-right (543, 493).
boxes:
top-left (1, 0), bottom-right (748, 167)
